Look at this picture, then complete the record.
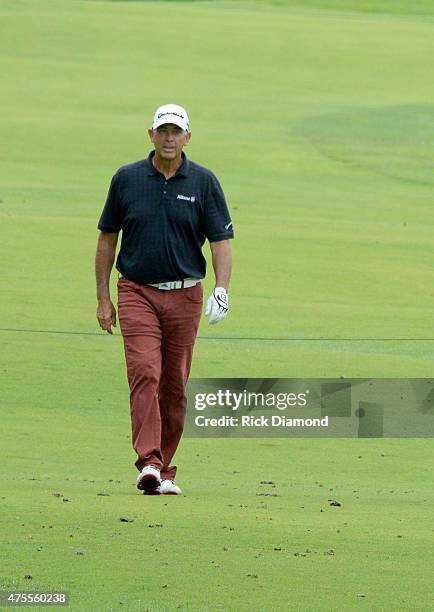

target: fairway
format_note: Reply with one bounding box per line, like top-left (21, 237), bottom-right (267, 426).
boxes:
top-left (1, 0), bottom-right (434, 610)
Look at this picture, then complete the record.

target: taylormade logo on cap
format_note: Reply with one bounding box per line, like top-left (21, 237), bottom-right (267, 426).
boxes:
top-left (152, 104), bottom-right (190, 131)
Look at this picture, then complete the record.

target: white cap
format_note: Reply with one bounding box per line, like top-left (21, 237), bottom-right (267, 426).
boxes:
top-left (152, 104), bottom-right (190, 131)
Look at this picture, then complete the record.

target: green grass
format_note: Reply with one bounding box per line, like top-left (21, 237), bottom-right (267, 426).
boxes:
top-left (2, 413), bottom-right (434, 610)
top-left (252, 0), bottom-right (434, 15)
top-left (1, 0), bottom-right (434, 376)
top-left (1, 0), bottom-right (434, 609)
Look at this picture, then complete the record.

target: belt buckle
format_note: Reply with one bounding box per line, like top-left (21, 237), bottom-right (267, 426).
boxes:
top-left (157, 280), bottom-right (184, 290)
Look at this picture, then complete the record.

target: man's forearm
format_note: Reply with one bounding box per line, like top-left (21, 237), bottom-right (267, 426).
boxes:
top-left (95, 232), bottom-right (118, 301)
top-left (210, 239), bottom-right (232, 290)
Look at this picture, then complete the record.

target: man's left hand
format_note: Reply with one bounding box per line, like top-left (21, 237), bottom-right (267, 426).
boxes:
top-left (205, 287), bottom-right (229, 324)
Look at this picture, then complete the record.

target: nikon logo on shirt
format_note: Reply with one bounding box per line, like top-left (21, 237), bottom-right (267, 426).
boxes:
top-left (177, 194), bottom-right (196, 203)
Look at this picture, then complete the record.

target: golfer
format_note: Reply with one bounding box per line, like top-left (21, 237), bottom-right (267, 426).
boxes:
top-left (95, 104), bottom-right (234, 495)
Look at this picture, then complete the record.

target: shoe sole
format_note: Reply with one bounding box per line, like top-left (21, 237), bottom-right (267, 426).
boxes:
top-left (143, 487), bottom-right (161, 496)
top-left (137, 473), bottom-right (161, 492)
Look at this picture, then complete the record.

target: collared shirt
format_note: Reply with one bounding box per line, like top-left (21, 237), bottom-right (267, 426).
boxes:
top-left (97, 151), bottom-right (234, 285)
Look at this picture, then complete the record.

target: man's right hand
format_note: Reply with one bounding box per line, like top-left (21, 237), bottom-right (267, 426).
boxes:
top-left (97, 299), bottom-right (117, 334)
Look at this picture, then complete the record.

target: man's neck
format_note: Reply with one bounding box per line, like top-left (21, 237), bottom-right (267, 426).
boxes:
top-left (152, 153), bottom-right (183, 180)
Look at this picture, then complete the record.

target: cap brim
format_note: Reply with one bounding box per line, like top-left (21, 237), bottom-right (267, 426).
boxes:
top-left (152, 115), bottom-right (188, 131)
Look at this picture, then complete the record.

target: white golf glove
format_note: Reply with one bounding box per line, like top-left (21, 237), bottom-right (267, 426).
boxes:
top-left (205, 287), bottom-right (229, 324)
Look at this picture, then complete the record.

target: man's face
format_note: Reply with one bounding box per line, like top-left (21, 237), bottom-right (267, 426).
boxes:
top-left (148, 123), bottom-right (191, 161)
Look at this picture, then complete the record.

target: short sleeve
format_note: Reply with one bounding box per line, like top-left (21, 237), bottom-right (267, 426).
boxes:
top-left (204, 174), bottom-right (234, 242)
top-left (97, 172), bottom-right (123, 232)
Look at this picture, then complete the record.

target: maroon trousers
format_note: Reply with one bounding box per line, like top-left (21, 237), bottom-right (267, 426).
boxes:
top-left (117, 278), bottom-right (202, 479)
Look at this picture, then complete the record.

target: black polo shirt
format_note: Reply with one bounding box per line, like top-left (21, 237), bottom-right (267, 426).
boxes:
top-left (98, 151), bottom-right (234, 285)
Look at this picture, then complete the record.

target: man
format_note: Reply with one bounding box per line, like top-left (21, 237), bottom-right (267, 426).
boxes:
top-left (95, 104), bottom-right (234, 495)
